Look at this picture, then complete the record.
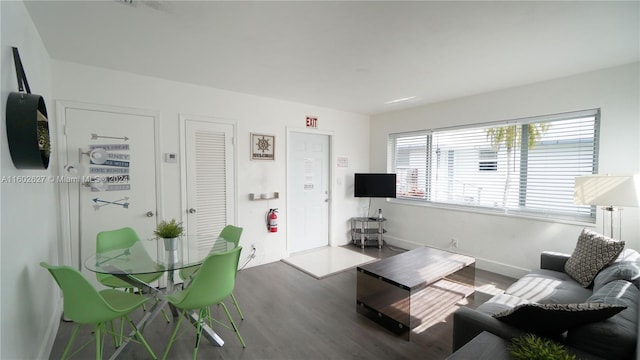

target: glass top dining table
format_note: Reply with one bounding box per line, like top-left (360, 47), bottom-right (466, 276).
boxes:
top-left (85, 234), bottom-right (231, 275)
top-left (83, 234), bottom-right (233, 359)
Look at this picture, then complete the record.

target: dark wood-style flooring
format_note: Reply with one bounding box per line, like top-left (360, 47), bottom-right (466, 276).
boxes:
top-left (48, 245), bottom-right (515, 359)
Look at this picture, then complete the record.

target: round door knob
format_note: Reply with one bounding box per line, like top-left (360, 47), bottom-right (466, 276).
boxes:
top-left (188, 208), bottom-right (197, 214)
top-left (145, 211), bottom-right (154, 217)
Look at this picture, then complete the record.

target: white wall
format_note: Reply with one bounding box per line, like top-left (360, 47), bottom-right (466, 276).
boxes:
top-left (0, 2), bottom-right (61, 359)
top-left (371, 63), bottom-right (640, 277)
top-left (51, 60), bottom-right (370, 266)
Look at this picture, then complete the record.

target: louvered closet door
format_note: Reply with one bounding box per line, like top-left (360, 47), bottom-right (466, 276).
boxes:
top-left (184, 119), bottom-right (235, 261)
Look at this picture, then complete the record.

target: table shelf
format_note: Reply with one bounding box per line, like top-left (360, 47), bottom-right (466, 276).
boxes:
top-left (350, 217), bottom-right (386, 249)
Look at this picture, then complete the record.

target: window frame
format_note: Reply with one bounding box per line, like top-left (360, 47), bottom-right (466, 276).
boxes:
top-left (387, 109), bottom-right (600, 223)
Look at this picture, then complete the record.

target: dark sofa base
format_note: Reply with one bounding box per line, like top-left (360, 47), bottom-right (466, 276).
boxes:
top-left (452, 251), bottom-right (639, 360)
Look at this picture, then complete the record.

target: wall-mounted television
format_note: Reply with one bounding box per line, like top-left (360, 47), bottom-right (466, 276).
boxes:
top-left (354, 173), bottom-right (397, 198)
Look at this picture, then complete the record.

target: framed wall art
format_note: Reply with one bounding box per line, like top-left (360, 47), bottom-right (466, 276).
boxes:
top-left (251, 133), bottom-right (275, 160)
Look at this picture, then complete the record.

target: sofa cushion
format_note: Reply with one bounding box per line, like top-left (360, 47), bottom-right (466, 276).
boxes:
top-left (593, 261), bottom-right (640, 291)
top-left (475, 293), bottom-right (532, 316)
top-left (565, 280), bottom-right (639, 360)
top-left (505, 269), bottom-right (592, 303)
top-left (564, 229), bottom-right (625, 287)
top-left (493, 302), bottom-right (626, 337)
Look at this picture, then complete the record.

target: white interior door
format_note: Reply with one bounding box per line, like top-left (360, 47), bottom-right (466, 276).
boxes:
top-left (288, 132), bottom-right (330, 253)
top-left (62, 104), bottom-right (160, 284)
top-left (182, 118), bottom-right (235, 261)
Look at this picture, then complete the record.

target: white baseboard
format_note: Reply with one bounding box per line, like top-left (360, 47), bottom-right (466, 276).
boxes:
top-left (383, 236), bottom-right (424, 251)
top-left (474, 258), bottom-right (529, 279)
top-left (38, 296), bottom-right (63, 359)
top-left (384, 236), bottom-right (529, 279)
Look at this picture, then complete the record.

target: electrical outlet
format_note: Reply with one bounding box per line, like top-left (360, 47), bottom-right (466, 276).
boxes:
top-left (250, 243), bottom-right (257, 258)
top-left (450, 238), bottom-right (459, 249)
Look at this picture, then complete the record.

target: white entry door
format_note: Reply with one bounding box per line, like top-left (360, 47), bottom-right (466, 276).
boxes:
top-left (182, 117), bottom-right (235, 261)
top-left (61, 103), bottom-right (160, 282)
top-left (288, 132), bottom-right (330, 253)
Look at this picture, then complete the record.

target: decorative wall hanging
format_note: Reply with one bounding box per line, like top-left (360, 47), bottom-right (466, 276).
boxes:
top-left (92, 196), bottom-right (131, 210)
top-left (6, 47), bottom-right (50, 169)
top-left (88, 143), bottom-right (131, 193)
top-left (251, 133), bottom-right (275, 160)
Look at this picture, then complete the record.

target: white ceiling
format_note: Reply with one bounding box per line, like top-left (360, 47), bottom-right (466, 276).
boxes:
top-left (24, 1), bottom-right (640, 115)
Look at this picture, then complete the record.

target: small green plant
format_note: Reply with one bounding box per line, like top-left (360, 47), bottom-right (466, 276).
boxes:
top-left (154, 219), bottom-right (184, 238)
top-left (509, 334), bottom-right (576, 360)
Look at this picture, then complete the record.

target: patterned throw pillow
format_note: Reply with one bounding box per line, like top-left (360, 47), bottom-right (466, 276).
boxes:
top-left (564, 229), bottom-right (625, 287)
top-left (493, 302), bottom-right (626, 336)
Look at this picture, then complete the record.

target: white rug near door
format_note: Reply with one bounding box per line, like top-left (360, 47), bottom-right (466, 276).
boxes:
top-left (282, 246), bottom-right (378, 279)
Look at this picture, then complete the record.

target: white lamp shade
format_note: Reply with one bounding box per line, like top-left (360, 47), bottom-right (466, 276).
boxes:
top-left (574, 174), bottom-right (640, 207)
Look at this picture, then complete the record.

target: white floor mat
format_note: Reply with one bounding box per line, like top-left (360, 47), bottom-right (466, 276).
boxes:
top-left (282, 246), bottom-right (378, 279)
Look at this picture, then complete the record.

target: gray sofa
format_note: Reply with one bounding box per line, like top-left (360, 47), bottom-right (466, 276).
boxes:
top-left (452, 248), bottom-right (639, 360)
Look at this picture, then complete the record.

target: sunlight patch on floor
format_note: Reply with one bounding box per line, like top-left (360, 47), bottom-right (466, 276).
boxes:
top-left (476, 283), bottom-right (506, 296)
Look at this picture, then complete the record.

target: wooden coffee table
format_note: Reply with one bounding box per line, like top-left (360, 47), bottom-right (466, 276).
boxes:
top-left (356, 246), bottom-right (475, 339)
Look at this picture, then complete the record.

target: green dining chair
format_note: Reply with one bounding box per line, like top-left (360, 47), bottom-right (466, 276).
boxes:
top-left (96, 227), bottom-right (170, 324)
top-left (96, 227), bottom-right (165, 290)
top-left (162, 246), bottom-right (245, 360)
top-left (179, 225), bottom-right (244, 319)
top-left (41, 262), bottom-right (157, 360)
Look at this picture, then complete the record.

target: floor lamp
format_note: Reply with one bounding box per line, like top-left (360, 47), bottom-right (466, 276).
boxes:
top-left (574, 174), bottom-right (640, 240)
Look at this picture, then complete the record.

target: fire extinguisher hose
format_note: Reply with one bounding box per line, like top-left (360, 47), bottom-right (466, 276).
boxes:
top-left (265, 209), bottom-right (271, 230)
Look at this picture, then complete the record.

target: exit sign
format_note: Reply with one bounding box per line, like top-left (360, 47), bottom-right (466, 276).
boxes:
top-left (306, 116), bottom-right (318, 128)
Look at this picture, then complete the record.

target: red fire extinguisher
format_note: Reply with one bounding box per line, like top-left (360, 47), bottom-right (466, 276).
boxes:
top-left (267, 208), bottom-right (278, 232)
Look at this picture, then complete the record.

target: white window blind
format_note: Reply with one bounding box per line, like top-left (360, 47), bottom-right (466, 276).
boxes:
top-left (388, 109), bottom-right (599, 222)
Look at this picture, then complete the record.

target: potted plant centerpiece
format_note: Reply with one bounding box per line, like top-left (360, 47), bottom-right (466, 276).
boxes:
top-left (155, 219), bottom-right (184, 258)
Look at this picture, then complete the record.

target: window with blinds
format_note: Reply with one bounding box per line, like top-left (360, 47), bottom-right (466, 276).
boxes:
top-left (388, 109), bottom-right (600, 222)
